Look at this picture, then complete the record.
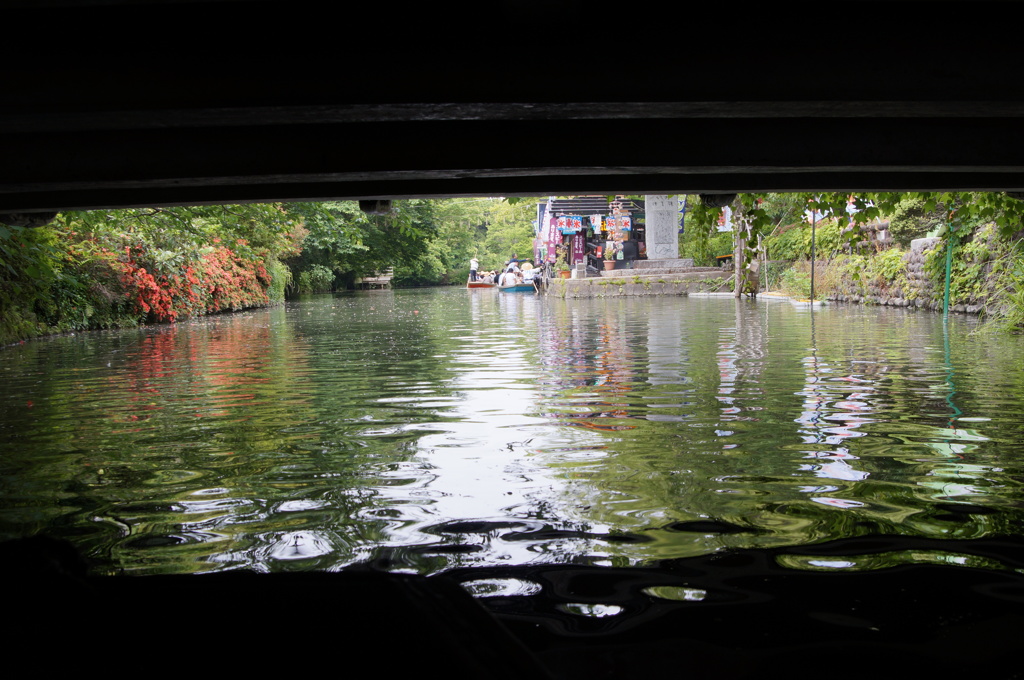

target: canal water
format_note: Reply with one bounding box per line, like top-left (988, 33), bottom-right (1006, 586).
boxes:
top-left (2, 288), bottom-right (1024, 582)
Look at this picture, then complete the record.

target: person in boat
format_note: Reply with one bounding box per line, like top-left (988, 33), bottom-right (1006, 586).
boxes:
top-left (521, 262), bottom-right (537, 284)
top-left (500, 266), bottom-right (519, 287)
top-left (469, 257), bottom-right (479, 282)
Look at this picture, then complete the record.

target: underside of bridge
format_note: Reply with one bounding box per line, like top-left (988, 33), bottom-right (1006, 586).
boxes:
top-left (4, 2), bottom-right (1024, 216)
top-left (7, 4), bottom-right (1024, 677)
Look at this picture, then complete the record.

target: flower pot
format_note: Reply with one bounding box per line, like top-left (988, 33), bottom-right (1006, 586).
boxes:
top-left (603, 260), bottom-right (616, 270)
top-left (559, 270), bottom-right (571, 279)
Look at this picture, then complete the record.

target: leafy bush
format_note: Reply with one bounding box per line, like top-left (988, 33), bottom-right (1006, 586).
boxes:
top-left (1, 223), bottom-right (66, 342)
top-left (297, 264), bottom-right (335, 293)
top-left (764, 219), bottom-right (844, 260)
top-left (393, 252), bottom-right (448, 287)
top-left (776, 260), bottom-right (836, 300)
top-left (760, 260), bottom-right (790, 291)
top-left (779, 267), bottom-right (813, 300)
top-left (888, 197), bottom-right (943, 247)
top-left (933, 224), bottom-right (1015, 312)
top-left (984, 245), bottom-right (1024, 331)
top-left (680, 228), bottom-right (732, 267)
top-left (265, 257), bottom-right (291, 303)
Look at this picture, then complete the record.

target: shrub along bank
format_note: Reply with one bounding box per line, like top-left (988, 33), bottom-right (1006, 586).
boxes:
top-left (771, 222), bottom-right (1024, 329)
top-left (680, 191), bottom-right (1024, 330)
top-left (1, 206), bottom-right (297, 345)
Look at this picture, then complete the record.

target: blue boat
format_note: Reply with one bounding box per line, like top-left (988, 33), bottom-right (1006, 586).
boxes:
top-left (499, 283), bottom-right (537, 293)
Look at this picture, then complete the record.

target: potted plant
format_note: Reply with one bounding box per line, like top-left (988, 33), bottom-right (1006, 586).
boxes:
top-left (603, 244), bottom-right (617, 270)
top-left (555, 251), bottom-right (571, 278)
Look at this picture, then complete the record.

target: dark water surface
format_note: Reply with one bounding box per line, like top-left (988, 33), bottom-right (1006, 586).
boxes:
top-left (3, 289), bottom-right (1024, 583)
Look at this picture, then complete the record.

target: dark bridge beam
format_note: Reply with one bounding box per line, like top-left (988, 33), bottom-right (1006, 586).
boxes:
top-left (3, 2), bottom-right (1024, 212)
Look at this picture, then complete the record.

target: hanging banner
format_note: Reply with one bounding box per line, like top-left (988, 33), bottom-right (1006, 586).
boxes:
top-left (558, 215), bottom-right (584, 234)
top-left (546, 216), bottom-right (559, 262)
top-left (572, 232), bottom-right (586, 264)
top-left (620, 216), bottom-right (632, 231)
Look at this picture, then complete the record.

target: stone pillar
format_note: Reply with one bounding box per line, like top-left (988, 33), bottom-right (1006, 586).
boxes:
top-left (644, 195), bottom-right (679, 261)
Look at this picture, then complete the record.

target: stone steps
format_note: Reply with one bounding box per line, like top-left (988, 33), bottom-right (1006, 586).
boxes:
top-left (600, 266), bottom-right (724, 279)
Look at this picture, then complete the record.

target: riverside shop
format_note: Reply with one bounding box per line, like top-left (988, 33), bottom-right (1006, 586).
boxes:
top-left (535, 197), bottom-right (647, 276)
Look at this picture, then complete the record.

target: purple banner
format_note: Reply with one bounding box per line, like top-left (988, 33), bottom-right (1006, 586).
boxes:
top-left (546, 217), bottom-right (558, 263)
top-left (572, 232), bottom-right (585, 264)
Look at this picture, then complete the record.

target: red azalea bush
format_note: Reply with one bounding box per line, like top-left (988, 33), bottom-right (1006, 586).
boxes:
top-left (200, 246), bottom-right (270, 314)
top-left (116, 245), bottom-right (270, 323)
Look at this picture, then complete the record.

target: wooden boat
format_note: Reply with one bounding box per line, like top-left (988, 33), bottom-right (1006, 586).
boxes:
top-left (467, 281), bottom-right (496, 289)
top-left (498, 283), bottom-right (537, 293)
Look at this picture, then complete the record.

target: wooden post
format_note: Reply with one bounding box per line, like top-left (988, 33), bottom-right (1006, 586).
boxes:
top-left (734, 209), bottom-right (760, 298)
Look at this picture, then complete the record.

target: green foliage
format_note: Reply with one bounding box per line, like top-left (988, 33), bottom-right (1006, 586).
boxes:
top-left (393, 251), bottom-right (448, 287)
top-left (765, 225), bottom-right (808, 260)
top-left (984, 242), bottom-right (1024, 332)
top-left (887, 197), bottom-right (941, 247)
top-left (265, 257), bottom-right (291, 304)
top-left (284, 200), bottom-right (440, 289)
top-left (779, 267), bottom-right (813, 300)
top-left (872, 248), bottom-right (908, 285)
top-left (1, 204), bottom-right (298, 343)
top-left (688, 191), bottom-right (1024, 264)
top-left (392, 197), bottom-right (539, 287)
top-left (679, 199), bottom-right (732, 266)
top-left (60, 204), bottom-right (299, 260)
top-left (297, 264), bottom-right (335, 293)
top-left (853, 249), bottom-right (909, 300)
top-left (0, 224), bottom-right (51, 343)
top-left (0, 221), bottom-right (139, 341)
top-left (829, 249), bottom-right (910, 301)
top-left (759, 260), bottom-right (790, 292)
top-left (764, 220), bottom-right (845, 260)
top-left (941, 223), bottom-right (1013, 310)
top-left (284, 197), bottom-right (540, 289)
top-left (482, 199), bottom-right (537, 267)
top-left (820, 220), bottom-right (1024, 315)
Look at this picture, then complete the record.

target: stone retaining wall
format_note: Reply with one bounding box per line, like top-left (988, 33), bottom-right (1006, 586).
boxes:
top-left (827, 235), bottom-right (996, 314)
top-left (828, 237), bottom-right (945, 310)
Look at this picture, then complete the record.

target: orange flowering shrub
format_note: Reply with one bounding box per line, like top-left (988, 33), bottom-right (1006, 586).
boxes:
top-left (117, 246), bottom-right (270, 323)
top-left (199, 246), bottom-right (270, 314)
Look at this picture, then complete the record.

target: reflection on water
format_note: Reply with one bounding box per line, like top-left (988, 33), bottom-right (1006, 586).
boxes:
top-left (2, 289), bottom-right (1024, 576)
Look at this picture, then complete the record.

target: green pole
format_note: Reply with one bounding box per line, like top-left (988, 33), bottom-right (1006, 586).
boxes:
top-left (942, 210), bottom-right (956, 319)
